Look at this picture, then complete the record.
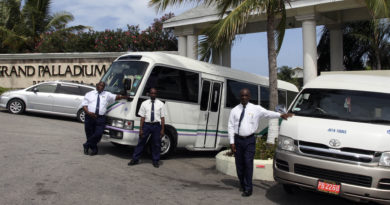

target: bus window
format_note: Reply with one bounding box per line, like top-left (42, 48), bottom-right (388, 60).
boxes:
top-left (226, 80), bottom-right (258, 108)
top-left (143, 66), bottom-right (199, 103)
top-left (200, 81), bottom-right (211, 111)
top-left (260, 86), bottom-right (269, 108)
top-left (210, 83), bottom-right (221, 112)
top-left (278, 89), bottom-right (287, 107)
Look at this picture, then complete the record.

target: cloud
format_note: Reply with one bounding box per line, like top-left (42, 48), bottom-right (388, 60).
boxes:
top-left (51, 0), bottom-right (190, 31)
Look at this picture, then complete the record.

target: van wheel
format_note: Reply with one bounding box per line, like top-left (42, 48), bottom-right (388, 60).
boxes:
top-left (8, 99), bottom-right (25, 114)
top-left (283, 184), bottom-right (298, 194)
top-left (77, 109), bottom-right (85, 123)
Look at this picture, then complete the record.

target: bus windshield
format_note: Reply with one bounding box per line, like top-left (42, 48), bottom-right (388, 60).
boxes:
top-left (290, 88), bottom-right (390, 125)
top-left (101, 61), bottom-right (149, 96)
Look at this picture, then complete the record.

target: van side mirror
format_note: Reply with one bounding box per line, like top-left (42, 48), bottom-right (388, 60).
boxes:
top-left (275, 104), bottom-right (287, 114)
top-left (123, 79), bottom-right (132, 91)
top-left (32, 87), bottom-right (38, 93)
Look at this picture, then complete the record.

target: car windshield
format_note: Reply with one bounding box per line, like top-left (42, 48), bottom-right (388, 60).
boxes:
top-left (290, 88), bottom-right (390, 125)
top-left (101, 61), bottom-right (149, 95)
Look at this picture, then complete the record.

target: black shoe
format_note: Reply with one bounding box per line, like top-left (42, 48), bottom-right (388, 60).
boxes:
top-left (89, 150), bottom-right (98, 156)
top-left (128, 160), bottom-right (139, 166)
top-left (241, 190), bottom-right (252, 197)
top-left (153, 162), bottom-right (159, 168)
top-left (83, 147), bottom-right (89, 155)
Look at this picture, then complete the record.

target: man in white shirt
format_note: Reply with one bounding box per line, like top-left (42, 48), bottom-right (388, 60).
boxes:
top-left (128, 88), bottom-right (166, 168)
top-left (228, 88), bottom-right (293, 197)
top-left (82, 81), bottom-right (127, 156)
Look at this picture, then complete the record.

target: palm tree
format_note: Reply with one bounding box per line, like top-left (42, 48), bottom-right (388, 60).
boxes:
top-left (150, 0), bottom-right (290, 144)
top-left (0, 0), bottom-right (88, 52)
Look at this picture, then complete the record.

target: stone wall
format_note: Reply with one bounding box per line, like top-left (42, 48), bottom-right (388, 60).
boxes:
top-left (0, 52), bottom-right (126, 88)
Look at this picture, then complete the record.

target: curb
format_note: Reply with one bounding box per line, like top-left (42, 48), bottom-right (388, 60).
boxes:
top-left (215, 150), bottom-right (274, 181)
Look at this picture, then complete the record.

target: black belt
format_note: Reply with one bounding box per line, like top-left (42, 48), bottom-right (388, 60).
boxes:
top-left (145, 122), bottom-right (160, 125)
top-left (234, 133), bottom-right (254, 139)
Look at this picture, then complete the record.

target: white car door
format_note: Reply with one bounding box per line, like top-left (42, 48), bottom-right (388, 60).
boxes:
top-left (52, 84), bottom-right (83, 115)
top-left (26, 83), bottom-right (57, 112)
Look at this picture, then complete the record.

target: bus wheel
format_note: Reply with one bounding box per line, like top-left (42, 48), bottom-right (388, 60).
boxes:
top-left (160, 132), bottom-right (173, 158)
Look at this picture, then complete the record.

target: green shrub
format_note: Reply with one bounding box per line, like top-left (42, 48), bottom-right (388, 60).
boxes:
top-left (223, 135), bottom-right (276, 160)
top-left (254, 135), bottom-right (276, 160)
top-left (0, 87), bottom-right (10, 95)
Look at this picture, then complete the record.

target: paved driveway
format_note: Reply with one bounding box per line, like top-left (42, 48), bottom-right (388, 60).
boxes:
top-left (0, 110), bottom-right (359, 205)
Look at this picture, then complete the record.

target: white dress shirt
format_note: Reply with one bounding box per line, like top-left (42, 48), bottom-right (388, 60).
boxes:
top-left (228, 102), bottom-right (281, 144)
top-left (81, 90), bottom-right (117, 115)
top-left (138, 99), bottom-right (166, 122)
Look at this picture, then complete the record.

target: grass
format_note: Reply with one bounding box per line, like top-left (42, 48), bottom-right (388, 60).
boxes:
top-left (0, 87), bottom-right (10, 95)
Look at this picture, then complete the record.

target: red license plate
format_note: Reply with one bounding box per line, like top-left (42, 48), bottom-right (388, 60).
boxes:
top-left (317, 180), bottom-right (341, 195)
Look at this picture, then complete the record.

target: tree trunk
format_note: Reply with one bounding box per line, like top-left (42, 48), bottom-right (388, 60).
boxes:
top-left (267, 13), bottom-right (278, 111)
top-left (266, 11), bottom-right (279, 145)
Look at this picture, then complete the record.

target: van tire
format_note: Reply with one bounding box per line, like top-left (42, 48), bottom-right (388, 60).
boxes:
top-left (8, 99), bottom-right (25, 114)
top-left (77, 109), bottom-right (86, 123)
top-left (282, 184), bottom-right (298, 194)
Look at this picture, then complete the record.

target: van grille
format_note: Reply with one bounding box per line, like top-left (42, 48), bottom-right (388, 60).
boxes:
top-left (275, 159), bottom-right (289, 172)
top-left (298, 141), bottom-right (377, 163)
top-left (295, 164), bottom-right (372, 187)
top-left (378, 179), bottom-right (390, 190)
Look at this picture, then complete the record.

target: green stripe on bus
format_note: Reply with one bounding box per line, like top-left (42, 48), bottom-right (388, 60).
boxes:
top-left (133, 126), bottom-right (227, 134)
top-left (107, 102), bottom-right (119, 109)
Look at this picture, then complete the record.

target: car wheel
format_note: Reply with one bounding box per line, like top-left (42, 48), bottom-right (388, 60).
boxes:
top-left (8, 99), bottom-right (25, 114)
top-left (77, 109), bottom-right (85, 123)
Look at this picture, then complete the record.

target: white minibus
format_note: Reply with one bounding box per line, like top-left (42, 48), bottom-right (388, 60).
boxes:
top-left (274, 71), bottom-right (390, 204)
top-left (101, 52), bottom-right (298, 157)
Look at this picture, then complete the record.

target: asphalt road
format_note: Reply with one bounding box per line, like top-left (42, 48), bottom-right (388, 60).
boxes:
top-left (0, 110), bottom-right (360, 205)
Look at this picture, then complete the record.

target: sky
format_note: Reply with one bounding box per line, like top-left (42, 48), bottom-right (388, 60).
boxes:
top-left (50, 0), bottom-right (323, 77)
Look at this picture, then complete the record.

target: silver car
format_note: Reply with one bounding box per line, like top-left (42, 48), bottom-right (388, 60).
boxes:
top-left (0, 81), bottom-right (95, 122)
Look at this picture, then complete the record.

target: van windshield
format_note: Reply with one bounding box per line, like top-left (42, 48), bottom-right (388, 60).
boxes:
top-left (291, 88), bottom-right (390, 125)
top-left (101, 61), bottom-right (149, 95)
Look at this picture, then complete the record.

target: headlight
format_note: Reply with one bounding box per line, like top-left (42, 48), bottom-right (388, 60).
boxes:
top-left (379, 152), bottom-right (390, 167)
top-left (123, 120), bottom-right (134, 130)
top-left (112, 119), bottom-right (124, 128)
top-left (277, 135), bottom-right (296, 152)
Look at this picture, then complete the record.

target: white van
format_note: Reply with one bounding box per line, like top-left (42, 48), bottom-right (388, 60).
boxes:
top-left (274, 71), bottom-right (390, 204)
top-left (100, 52), bottom-right (298, 157)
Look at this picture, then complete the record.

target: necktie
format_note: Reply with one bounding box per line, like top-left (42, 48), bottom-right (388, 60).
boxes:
top-left (238, 105), bottom-right (246, 135)
top-left (151, 100), bottom-right (155, 122)
top-left (95, 94), bottom-right (100, 115)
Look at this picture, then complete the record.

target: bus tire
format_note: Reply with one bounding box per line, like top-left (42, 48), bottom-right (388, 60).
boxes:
top-left (7, 99), bottom-right (25, 114)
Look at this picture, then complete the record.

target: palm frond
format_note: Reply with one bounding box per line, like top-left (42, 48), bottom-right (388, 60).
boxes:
top-left (365, 0), bottom-right (390, 18)
top-left (148, 0), bottom-right (213, 13)
top-left (46, 11), bottom-right (74, 31)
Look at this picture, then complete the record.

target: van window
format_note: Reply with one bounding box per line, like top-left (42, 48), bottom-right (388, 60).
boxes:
top-left (278, 89), bottom-right (287, 107)
top-left (80, 87), bottom-right (94, 95)
top-left (291, 88), bottom-right (390, 124)
top-left (226, 80), bottom-right (258, 108)
top-left (260, 86), bottom-right (269, 109)
top-left (287, 91), bottom-right (298, 107)
top-left (143, 66), bottom-right (199, 103)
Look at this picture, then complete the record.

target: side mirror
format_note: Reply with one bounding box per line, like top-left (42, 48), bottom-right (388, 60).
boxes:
top-left (123, 78), bottom-right (132, 91)
top-left (32, 87), bottom-right (38, 93)
top-left (275, 104), bottom-right (287, 114)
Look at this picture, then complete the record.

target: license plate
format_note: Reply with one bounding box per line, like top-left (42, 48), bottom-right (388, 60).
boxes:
top-left (317, 180), bottom-right (341, 195)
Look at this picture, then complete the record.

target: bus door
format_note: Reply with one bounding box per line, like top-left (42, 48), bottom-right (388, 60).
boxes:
top-left (195, 80), bottom-right (223, 148)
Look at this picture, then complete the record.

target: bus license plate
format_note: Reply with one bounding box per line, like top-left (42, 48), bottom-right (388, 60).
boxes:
top-left (317, 180), bottom-right (340, 195)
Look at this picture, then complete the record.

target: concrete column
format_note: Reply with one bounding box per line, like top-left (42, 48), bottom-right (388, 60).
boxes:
top-left (329, 25), bottom-right (344, 71)
top-left (178, 36), bottom-right (187, 57)
top-left (298, 15), bottom-right (318, 85)
top-left (187, 35), bottom-right (198, 60)
top-left (211, 44), bottom-right (231, 67)
top-left (221, 44), bottom-right (231, 67)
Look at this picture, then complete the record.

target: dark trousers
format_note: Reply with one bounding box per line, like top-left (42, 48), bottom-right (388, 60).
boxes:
top-left (83, 115), bottom-right (106, 152)
top-left (132, 123), bottom-right (161, 162)
top-left (234, 134), bottom-right (256, 192)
